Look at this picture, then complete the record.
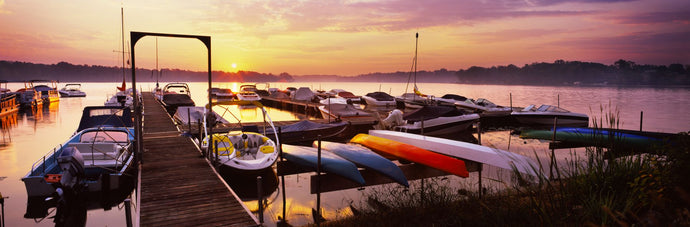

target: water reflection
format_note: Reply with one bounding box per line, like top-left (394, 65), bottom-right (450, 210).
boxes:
top-left (23, 179), bottom-right (135, 227)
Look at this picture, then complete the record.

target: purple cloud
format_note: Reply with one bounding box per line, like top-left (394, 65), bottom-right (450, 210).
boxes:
top-left (609, 11), bottom-right (690, 24)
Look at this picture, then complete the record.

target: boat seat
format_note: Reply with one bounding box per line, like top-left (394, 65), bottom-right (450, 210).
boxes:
top-left (68, 143), bottom-right (122, 160)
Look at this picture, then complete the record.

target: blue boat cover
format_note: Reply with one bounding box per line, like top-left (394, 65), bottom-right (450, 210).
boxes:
top-left (77, 106), bottom-right (132, 132)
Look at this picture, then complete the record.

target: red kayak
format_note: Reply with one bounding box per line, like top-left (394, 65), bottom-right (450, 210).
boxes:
top-left (350, 133), bottom-right (469, 178)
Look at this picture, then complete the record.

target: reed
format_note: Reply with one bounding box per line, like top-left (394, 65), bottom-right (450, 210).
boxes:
top-left (317, 104), bottom-right (689, 226)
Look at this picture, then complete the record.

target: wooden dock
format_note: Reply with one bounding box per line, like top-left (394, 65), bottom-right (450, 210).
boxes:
top-left (139, 92), bottom-right (258, 226)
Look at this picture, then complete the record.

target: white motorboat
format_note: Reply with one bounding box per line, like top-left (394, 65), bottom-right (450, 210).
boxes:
top-left (236, 84), bottom-right (261, 101)
top-left (362, 91), bottom-right (396, 106)
top-left (383, 105), bottom-right (480, 136)
top-left (58, 84), bottom-right (86, 97)
top-left (201, 100), bottom-right (279, 171)
top-left (511, 104), bottom-right (588, 127)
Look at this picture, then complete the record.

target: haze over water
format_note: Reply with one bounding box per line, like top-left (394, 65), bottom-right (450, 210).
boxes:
top-left (0, 82), bottom-right (688, 226)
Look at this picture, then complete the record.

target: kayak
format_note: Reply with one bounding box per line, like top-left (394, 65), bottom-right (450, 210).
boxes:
top-left (315, 141), bottom-right (409, 187)
top-left (520, 127), bottom-right (664, 149)
top-left (281, 144), bottom-right (365, 185)
top-left (349, 133), bottom-right (469, 178)
top-left (368, 130), bottom-right (541, 177)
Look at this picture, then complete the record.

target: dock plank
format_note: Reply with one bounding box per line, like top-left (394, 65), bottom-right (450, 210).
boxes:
top-left (139, 92), bottom-right (258, 226)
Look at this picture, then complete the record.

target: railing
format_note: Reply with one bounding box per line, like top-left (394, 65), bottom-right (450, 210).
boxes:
top-left (28, 144), bottom-right (63, 176)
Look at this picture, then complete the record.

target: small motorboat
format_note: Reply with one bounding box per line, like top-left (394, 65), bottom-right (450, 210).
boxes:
top-left (264, 120), bottom-right (349, 144)
top-left (23, 106), bottom-right (135, 198)
top-left (159, 83), bottom-right (195, 115)
top-left (383, 106), bottom-right (480, 136)
top-left (173, 106), bottom-right (229, 126)
top-left (58, 84), bottom-right (86, 97)
top-left (511, 104), bottom-right (588, 127)
top-left (209, 87), bottom-right (235, 101)
top-left (201, 100), bottom-right (280, 172)
top-left (236, 84), bottom-right (261, 101)
top-left (361, 91), bottom-right (396, 107)
top-left (318, 97), bottom-right (372, 121)
top-left (328, 89), bottom-right (361, 103)
top-left (396, 92), bottom-right (434, 109)
top-left (31, 80), bottom-right (60, 104)
top-left (104, 88), bottom-right (139, 109)
top-left (291, 87), bottom-right (318, 102)
top-left (204, 131), bottom-right (278, 171)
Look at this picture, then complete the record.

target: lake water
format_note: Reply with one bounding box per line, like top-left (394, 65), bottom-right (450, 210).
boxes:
top-left (0, 82), bottom-right (688, 226)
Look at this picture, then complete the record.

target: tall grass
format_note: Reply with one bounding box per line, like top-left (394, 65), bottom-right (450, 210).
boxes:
top-left (317, 104), bottom-right (689, 226)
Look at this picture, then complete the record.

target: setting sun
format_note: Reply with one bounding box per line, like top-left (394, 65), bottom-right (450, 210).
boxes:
top-left (231, 63), bottom-right (237, 69)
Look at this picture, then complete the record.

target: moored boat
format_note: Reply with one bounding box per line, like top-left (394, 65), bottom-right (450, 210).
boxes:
top-left (158, 83), bottom-right (195, 115)
top-left (511, 104), bottom-right (588, 127)
top-left (264, 120), bottom-right (349, 144)
top-left (318, 98), bottom-right (372, 121)
top-left (362, 91), bottom-right (396, 107)
top-left (201, 100), bottom-right (280, 172)
top-left (385, 105), bottom-right (479, 136)
top-left (32, 80), bottom-right (60, 104)
top-left (59, 84), bottom-right (87, 97)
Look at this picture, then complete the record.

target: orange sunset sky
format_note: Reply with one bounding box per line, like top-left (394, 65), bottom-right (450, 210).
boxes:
top-left (0, 0), bottom-right (688, 76)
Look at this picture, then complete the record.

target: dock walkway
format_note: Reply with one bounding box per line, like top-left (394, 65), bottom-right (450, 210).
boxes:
top-left (139, 92), bottom-right (258, 226)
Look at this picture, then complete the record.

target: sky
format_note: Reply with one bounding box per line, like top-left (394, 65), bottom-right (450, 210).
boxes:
top-left (0, 0), bottom-right (688, 76)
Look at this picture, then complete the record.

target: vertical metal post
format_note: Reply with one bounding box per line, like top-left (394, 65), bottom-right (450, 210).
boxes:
top-left (316, 135), bottom-right (322, 226)
top-left (187, 107), bottom-right (191, 133)
top-left (478, 164), bottom-right (483, 199)
top-left (124, 198), bottom-right (132, 227)
top-left (640, 111), bottom-right (643, 131)
top-left (509, 93), bottom-right (512, 109)
top-left (476, 121), bottom-right (481, 145)
top-left (257, 176), bottom-right (264, 224)
top-left (214, 140), bottom-right (219, 164)
top-left (550, 116), bottom-right (558, 179)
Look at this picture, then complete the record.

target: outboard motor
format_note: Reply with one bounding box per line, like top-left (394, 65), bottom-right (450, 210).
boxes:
top-left (57, 146), bottom-right (85, 190)
top-left (381, 109), bottom-right (405, 129)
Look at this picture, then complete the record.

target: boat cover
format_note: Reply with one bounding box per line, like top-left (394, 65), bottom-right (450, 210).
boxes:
top-left (269, 92), bottom-right (289, 99)
top-left (403, 105), bottom-right (465, 122)
top-left (292, 87), bottom-right (315, 101)
top-left (440, 94), bottom-right (467, 102)
top-left (274, 120), bottom-right (347, 133)
top-left (77, 106), bottom-right (132, 132)
top-left (365, 92), bottom-right (394, 101)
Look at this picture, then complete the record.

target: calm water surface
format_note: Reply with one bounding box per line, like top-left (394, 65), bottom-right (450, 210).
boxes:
top-left (0, 82), bottom-right (688, 226)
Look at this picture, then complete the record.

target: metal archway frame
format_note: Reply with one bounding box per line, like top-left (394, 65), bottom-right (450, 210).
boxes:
top-left (130, 31), bottom-right (212, 162)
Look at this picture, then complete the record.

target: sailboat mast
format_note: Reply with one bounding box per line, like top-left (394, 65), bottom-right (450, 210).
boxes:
top-left (414, 32), bottom-right (418, 86)
top-left (121, 7), bottom-right (125, 83)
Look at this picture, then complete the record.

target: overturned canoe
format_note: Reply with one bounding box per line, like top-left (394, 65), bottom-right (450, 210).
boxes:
top-left (316, 141), bottom-right (409, 187)
top-left (368, 130), bottom-right (542, 177)
top-left (349, 133), bottom-right (469, 178)
top-left (281, 144), bottom-right (365, 185)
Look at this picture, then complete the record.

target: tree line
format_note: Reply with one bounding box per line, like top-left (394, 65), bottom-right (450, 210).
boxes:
top-left (1, 60), bottom-right (688, 87)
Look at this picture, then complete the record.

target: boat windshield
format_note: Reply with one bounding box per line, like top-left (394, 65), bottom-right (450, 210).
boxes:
top-left (537, 105), bottom-right (569, 113)
top-left (80, 130), bottom-right (130, 143)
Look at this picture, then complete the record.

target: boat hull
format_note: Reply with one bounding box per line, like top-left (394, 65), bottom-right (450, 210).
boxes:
top-left (368, 130), bottom-right (541, 177)
top-left (317, 141), bottom-right (408, 187)
top-left (350, 133), bottom-right (469, 177)
top-left (281, 144), bottom-right (365, 185)
top-left (393, 114), bottom-right (479, 136)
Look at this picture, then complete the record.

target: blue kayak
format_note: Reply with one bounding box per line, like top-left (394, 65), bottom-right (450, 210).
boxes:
top-left (281, 144), bottom-right (365, 185)
top-left (520, 127), bottom-right (664, 148)
top-left (316, 141), bottom-right (409, 187)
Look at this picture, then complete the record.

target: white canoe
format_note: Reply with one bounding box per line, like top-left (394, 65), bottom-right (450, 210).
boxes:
top-left (368, 130), bottom-right (543, 178)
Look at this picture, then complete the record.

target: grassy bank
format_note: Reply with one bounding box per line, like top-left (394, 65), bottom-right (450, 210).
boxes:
top-left (315, 107), bottom-right (690, 226)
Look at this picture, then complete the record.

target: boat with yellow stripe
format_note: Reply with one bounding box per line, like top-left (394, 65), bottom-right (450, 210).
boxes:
top-left (201, 100), bottom-right (280, 171)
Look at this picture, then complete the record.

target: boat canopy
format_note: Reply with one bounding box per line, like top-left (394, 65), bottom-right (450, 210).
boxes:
top-left (365, 92), bottom-right (394, 101)
top-left (77, 106), bottom-right (133, 132)
top-left (440, 94), bottom-right (468, 102)
top-left (403, 105), bottom-right (466, 122)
